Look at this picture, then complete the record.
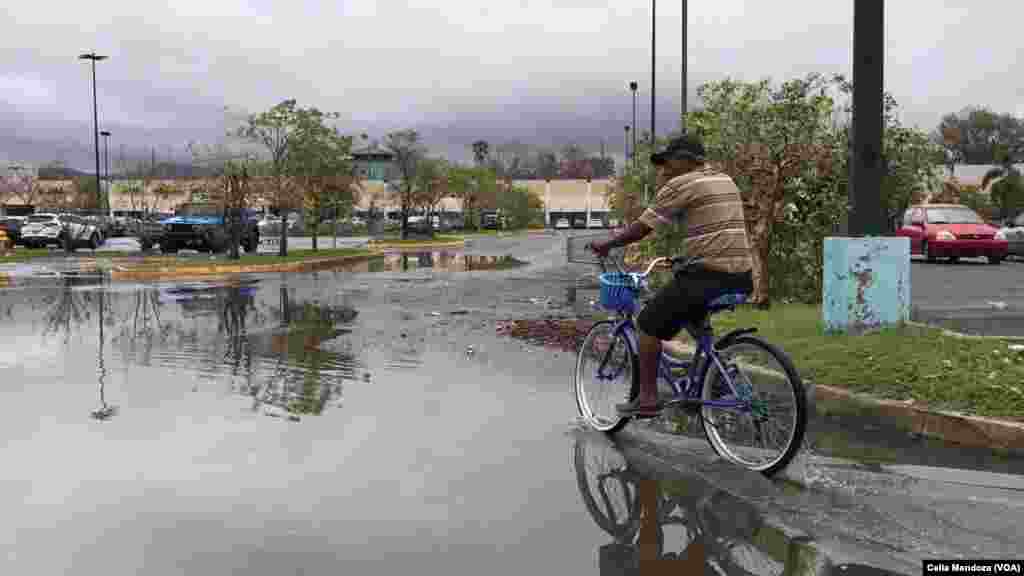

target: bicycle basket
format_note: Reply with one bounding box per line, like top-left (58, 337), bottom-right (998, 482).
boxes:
top-left (599, 272), bottom-right (639, 312)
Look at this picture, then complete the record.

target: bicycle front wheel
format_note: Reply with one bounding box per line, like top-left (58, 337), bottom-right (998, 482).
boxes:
top-left (575, 320), bottom-right (638, 434)
top-left (700, 335), bottom-right (806, 476)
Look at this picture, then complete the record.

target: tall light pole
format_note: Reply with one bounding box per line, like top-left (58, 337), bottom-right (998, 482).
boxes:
top-left (681, 0), bottom-right (687, 128)
top-left (100, 130), bottom-right (111, 213)
top-left (629, 81), bottom-right (638, 170)
top-left (624, 125), bottom-right (631, 172)
top-left (848, 0), bottom-right (884, 236)
top-left (650, 0), bottom-right (656, 146)
top-left (79, 52), bottom-right (107, 211)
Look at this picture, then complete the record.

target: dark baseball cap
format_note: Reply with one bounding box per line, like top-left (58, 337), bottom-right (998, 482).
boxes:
top-left (650, 133), bottom-right (706, 165)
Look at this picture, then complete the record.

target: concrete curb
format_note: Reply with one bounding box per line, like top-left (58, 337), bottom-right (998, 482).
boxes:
top-left (107, 251), bottom-right (385, 281)
top-left (612, 429), bottom-right (835, 576)
top-left (905, 319), bottom-right (1024, 342)
top-left (661, 339), bottom-right (1024, 453)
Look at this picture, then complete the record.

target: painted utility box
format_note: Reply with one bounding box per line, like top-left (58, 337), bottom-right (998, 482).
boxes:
top-left (822, 237), bottom-right (910, 334)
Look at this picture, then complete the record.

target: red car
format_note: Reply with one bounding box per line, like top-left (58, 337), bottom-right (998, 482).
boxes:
top-left (897, 204), bottom-right (1008, 264)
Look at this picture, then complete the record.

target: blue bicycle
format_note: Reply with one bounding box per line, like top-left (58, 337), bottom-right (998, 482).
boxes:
top-left (572, 251), bottom-right (807, 476)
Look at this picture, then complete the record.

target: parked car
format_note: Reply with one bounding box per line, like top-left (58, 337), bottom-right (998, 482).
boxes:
top-left (160, 203), bottom-right (259, 254)
top-left (588, 218), bottom-right (604, 228)
top-left (132, 213), bottom-right (166, 251)
top-left (998, 212), bottom-right (1024, 259)
top-left (481, 213), bottom-right (504, 230)
top-left (573, 217), bottom-right (587, 229)
top-left (0, 216), bottom-right (26, 245)
top-left (896, 204), bottom-right (1008, 264)
top-left (20, 213), bottom-right (102, 250)
top-left (555, 218), bottom-right (570, 229)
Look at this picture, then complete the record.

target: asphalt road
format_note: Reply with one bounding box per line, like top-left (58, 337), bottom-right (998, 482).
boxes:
top-left (0, 232), bottom-right (1020, 574)
top-left (910, 256), bottom-right (1024, 335)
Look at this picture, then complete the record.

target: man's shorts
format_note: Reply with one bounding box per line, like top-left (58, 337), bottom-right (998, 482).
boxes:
top-left (636, 264), bottom-right (754, 341)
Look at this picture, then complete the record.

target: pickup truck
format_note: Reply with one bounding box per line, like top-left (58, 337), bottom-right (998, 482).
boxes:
top-left (159, 204), bottom-right (260, 254)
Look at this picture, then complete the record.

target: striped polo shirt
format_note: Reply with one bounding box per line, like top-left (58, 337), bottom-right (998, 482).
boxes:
top-left (638, 166), bottom-right (753, 274)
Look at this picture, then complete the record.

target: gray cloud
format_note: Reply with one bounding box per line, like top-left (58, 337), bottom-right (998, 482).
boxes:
top-left (3, 0), bottom-right (1022, 170)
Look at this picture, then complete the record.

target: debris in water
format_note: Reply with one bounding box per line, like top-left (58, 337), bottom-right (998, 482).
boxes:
top-left (495, 318), bottom-right (596, 351)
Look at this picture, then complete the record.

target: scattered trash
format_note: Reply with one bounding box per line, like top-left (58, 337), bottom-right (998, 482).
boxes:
top-left (495, 318), bottom-right (596, 351)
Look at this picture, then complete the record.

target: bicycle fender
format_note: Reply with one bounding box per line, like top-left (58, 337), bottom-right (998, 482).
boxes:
top-left (714, 328), bottom-right (757, 350)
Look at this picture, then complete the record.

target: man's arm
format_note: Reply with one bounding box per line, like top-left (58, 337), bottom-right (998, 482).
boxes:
top-left (592, 220), bottom-right (652, 255)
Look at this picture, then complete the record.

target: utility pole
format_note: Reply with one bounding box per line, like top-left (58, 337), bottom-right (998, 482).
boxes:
top-left (847, 0), bottom-right (885, 236)
top-left (681, 0), bottom-right (688, 128)
top-left (651, 0), bottom-right (656, 147)
top-left (629, 81), bottom-right (638, 171)
top-left (79, 52), bottom-right (107, 210)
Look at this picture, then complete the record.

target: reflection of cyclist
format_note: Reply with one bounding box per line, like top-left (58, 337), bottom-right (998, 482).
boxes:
top-left (588, 133), bottom-right (754, 417)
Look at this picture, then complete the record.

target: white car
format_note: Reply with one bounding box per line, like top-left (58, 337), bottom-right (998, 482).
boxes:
top-left (588, 218), bottom-right (604, 228)
top-left (999, 213), bottom-right (1024, 258)
top-left (555, 218), bottom-right (570, 229)
top-left (21, 213), bottom-right (102, 250)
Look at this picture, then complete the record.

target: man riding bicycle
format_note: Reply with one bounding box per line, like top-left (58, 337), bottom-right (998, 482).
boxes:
top-left (588, 133), bottom-right (754, 417)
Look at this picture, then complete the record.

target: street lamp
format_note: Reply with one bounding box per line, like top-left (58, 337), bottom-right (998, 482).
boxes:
top-left (624, 125), bottom-right (631, 172)
top-left (100, 130), bottom-right (111, 213)
top-left (629, 81), bottom-right (638, 171)
top-left (681, 0), bottom-right (687, 128)
top-left (650, 0), bottom-right (656, 146)
top-left (79, 52), bottom-right (107, 211)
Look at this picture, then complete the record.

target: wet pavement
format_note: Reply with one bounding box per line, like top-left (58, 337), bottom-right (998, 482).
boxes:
top-left (0, 232), bottom-right (1022, 574)
top-left (911, 257), bottom-right (1024, 336)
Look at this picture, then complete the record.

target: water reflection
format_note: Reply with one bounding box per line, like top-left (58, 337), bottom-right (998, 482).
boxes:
top-left (344, 251), bottom-right (527, 273)
top-left (91, 284), bottom-right (118, 421)
top-left (27, 277), bottom-right (366, 421)
top-left (575, 433), bottom-right (797, 575)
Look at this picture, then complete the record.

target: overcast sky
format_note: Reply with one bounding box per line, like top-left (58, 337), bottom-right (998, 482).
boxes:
top-left (2, 0), bottom-right (1023, 169)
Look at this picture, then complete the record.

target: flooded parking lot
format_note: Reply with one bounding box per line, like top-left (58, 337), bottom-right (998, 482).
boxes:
top-left (1, 232), bottom-right (1021, 575)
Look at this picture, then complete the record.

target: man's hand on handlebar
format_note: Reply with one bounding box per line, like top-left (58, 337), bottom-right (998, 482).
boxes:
top-left (586, 240), bottom-right (611, 258)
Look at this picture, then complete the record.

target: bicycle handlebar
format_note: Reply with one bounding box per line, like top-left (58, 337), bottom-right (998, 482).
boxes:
top-left (585, 241), bottom-right (703, 280)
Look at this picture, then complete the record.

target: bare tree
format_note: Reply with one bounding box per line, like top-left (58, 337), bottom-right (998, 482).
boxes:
top-left (384, 130), bottom-right (426, 239)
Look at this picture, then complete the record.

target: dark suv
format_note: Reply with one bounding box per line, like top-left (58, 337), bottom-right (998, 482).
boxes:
top-left (159, 203), bottom-right (260, 254)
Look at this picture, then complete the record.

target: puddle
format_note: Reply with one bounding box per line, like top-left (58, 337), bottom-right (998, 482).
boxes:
top-left (9, 277), bottom-right (368, 421)
top-left (344, 251), bottom-right (527, 273)
top-left (573, 431), bottom-right (791, 574)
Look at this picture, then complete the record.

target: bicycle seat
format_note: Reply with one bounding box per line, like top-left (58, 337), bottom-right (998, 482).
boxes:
top-left (706, 291), bottom-right (749, 311)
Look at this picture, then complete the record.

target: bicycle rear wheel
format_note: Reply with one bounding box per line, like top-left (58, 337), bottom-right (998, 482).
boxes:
top-left (699, 335), bottom-right (806, 476)
top-left (575, 320), bottom-right (638, 434)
